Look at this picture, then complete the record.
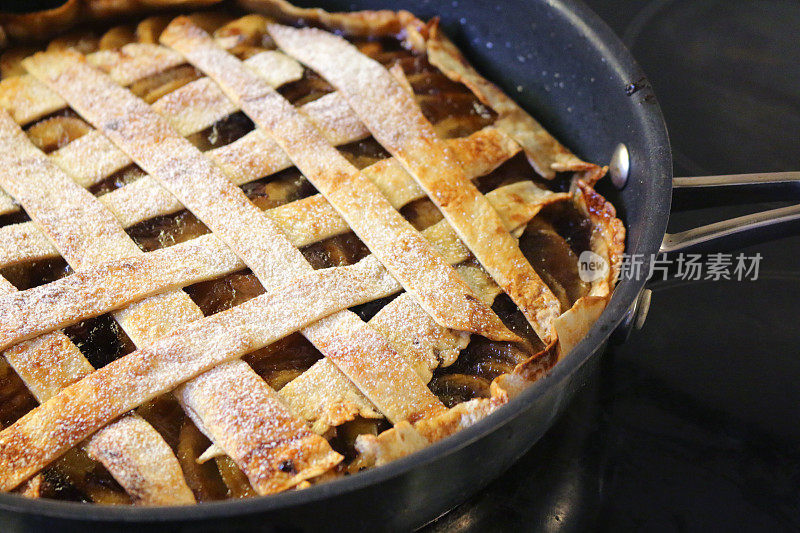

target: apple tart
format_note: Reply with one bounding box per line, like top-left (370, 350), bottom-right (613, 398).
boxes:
top-left (0, 0), bottom-right (624, 505)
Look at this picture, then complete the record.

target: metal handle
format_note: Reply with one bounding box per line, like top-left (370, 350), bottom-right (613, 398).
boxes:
top-left (672, 171), bottom-right (800, 189)
top-left (609, 144), bottom-right (800, 254)
top-left (660, 203), bottom-right (800, 253)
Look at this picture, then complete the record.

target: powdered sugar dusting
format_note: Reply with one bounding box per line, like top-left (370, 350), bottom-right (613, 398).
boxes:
top-left (0, 128), bottom-right (519, 270)
top-left (270, 24), bottom-right (560, 344)
top-left (0, 7), bottom-right (617, 496)
top-left (167, 19), bottom-right (515, 342)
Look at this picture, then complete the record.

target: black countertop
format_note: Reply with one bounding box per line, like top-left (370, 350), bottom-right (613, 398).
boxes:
top-left (426, 1), bottom-right (800, 531)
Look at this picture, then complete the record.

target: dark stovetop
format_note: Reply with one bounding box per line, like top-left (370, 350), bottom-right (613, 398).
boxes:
top-left (0, 1), bottom-right (797, 530)
top-left (426, 1), bottom-right (800, 531)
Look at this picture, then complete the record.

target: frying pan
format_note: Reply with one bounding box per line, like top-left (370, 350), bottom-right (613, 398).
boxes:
top-left (0, 0), bottom-right (794, 531)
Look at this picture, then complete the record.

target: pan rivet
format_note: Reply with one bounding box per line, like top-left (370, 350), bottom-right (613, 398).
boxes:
top-left (609, 143), bottom-right (630, 189)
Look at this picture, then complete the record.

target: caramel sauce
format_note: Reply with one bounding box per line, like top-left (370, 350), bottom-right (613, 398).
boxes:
top-left (1, 257), bottom-right (71, 290)
top-left (187, 111), bottom-right (255, 151)
top-left (89, 165), bottom-right (148, 196)
top-left (278, 69), bottom-right (335, 105)
top-left (125, 210), bottom-right (210, 252)
top-left (0, 360), bottom-right (38, 427)
top-left (241, 169), bottom-right (316, 209)
top-left (63, 314), bottom-right (136, 369)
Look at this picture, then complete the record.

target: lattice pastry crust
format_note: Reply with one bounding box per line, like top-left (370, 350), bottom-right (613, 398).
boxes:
top-left (0, 0), bottom-right (624, 504)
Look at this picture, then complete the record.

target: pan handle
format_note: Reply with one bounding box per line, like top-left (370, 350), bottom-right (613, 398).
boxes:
top-left (609, 144), bottom-right (800, 254)
top-left (608, 145), bottom-right (799, 342)
top-left (660, 202), bottom-right (800, 253)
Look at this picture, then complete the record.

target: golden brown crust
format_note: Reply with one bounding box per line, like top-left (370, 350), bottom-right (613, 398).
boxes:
top-left (278, 357), bottom-right (383, 434)
top-left (489, 342), bottom-right (558, 400)
top-left (163, 17), bottom-right (517, 343)
top-left (238, 0), bottom-right (423, 38)
top-left (0, 0), bottom-right (83, 43)
top-left (0, 63), bottom-right (341, 502)
top-left (84, 414), bottom-right (197, 505)
top-left (553, 295), bottom-right (607, 359)
top-left (0, 1), bottom-right (626, 500)
top-left (0, 0), bottom-right (603, 192)
top-left (0, 256), bottom-right (399, 491)
top-left (0, 0), bottom-right (602, 200)
top-left (574, 180), bottom-right (626, 297)
top-left (24, 39), bottom-right (447, 428)
top-left (14, 474), bottom-right (44, 498)
top-left (176, 361), bottom-right (343, 494)
top-left (353, 397), bottom-right (504, 468)
top-left (0, 0), bottom-right (424, 45)
top-left (277, 182), bottom-right (571, 431)
top-left (0, 128), bottom-right (518, 270)
top-left (271, 24), bottom-right (563, 345)
top-left (0, 279), bottom-right (196, 506)
top-left (0, 0), bottom-right (221, 43)
top-left (0, 236), bottom-right (245, 350)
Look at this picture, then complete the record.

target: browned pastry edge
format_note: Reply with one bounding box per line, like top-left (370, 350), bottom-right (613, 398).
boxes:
top-left (0, 0), bottom-right (221, 43)
top-left (0, 0), bottom-right (411, 44)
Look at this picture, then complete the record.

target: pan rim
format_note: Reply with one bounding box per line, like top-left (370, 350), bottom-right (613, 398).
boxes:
top-left (0, 0), bottom-right (672, 522)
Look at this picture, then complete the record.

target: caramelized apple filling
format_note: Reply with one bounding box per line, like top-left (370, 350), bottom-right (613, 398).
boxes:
top-left (0, 7), bottom-right (608, 503)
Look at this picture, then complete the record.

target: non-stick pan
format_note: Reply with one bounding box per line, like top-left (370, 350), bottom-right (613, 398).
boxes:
top-left (0, 0), bottom-right (796, 531)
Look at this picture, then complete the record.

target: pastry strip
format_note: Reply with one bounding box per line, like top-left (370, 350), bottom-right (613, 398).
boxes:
top-left (0, 235), bottom-right (242, 350)
top-left (161, 18), bottom-right (515, 342)
top-left (0, 127), bottom-right (517, 267)
top-left (0, 74), bottom-right (66, 125)
top-left (154, 24), bottom-right (502, 428)
top-left (573, 181), bottom-right (625, 298)
top-left (279, 281), bottom-right (474, 433)
top-left (0, 110), bottom-right (339, 495)
top-left (0, 20), bottom-right (508, 216)
top-left (423, 22), bottom-right (598, 179)
top-left (0, 255), bottom-right (400, 491)
top-left (279, 181), bottom-right (558, 431)
top-left (0, 90), bottom-right (362, 207)
top-left (49, 130), bottom-right (134, 188)
top-left (0, 89), bottom-right (365, 208)
top-left (354, 397), bottom-right (506, 468)
top-left (201, 94), bottom-right (367, 185)
top-left (0, 182), bottom-right (563, 396)
top-left (0, 193), bottom-right (15, 216)
top-left (0, 178), bottom-right (550, 347)
top-left (153, 50), bottom-right (303, 136)
top-left (85, 43), bottom-right (186, 86)
top-left (0, 223), bottom-right (57, 267)
top-left (0, 45), bottom-right (305, 199)
top-left (24, 48), bottom-right (446, 426)
top-left (269, 24), bottom-right (561, 344)
top-left (245, 1), bottom-right (599, 179)
top-left (176, 360), bottom-right (340, 494)
top-left (0, 180), bottom-right (558, 366)
top-left (82, 415), bottom-right (194, 505)
top-left (209, 263), bottom-right (476, 440)
top-left (0, 40), bottom-right (224, 126)
top-left (0, 276), bottom-right (194, 504)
